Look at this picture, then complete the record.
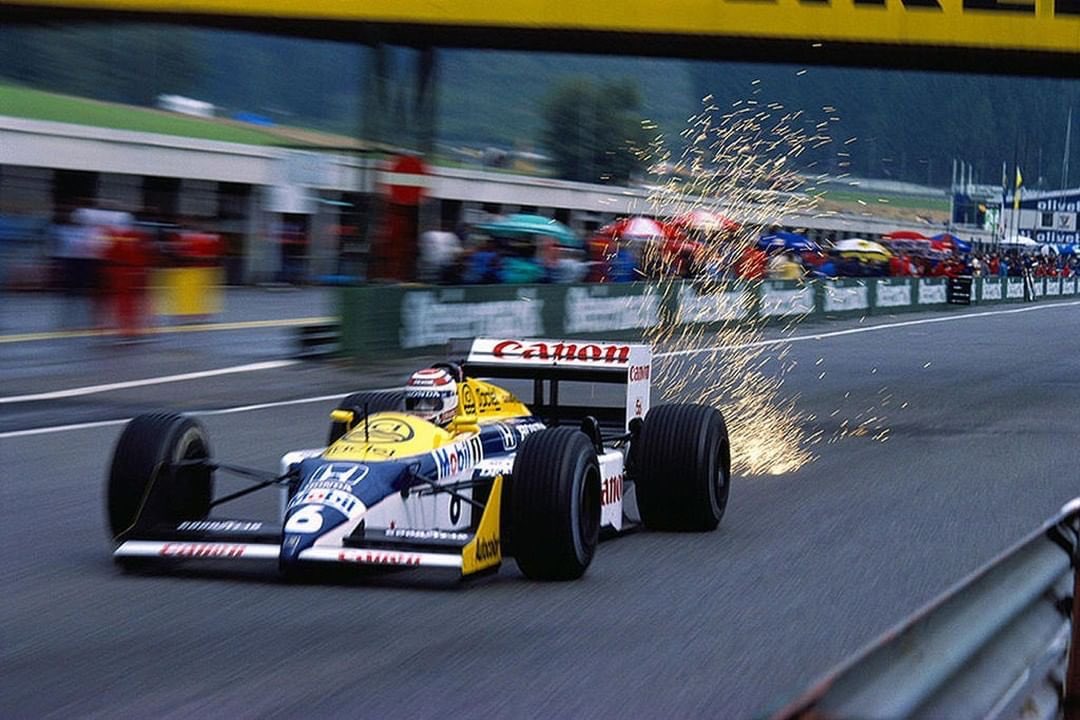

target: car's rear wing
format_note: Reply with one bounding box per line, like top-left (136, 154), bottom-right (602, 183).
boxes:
top-left (458, 338), bottom-right (651, 431)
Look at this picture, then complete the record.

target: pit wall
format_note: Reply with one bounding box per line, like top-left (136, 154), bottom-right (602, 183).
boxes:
top-left (339, 276), bottom-right (1079, 358)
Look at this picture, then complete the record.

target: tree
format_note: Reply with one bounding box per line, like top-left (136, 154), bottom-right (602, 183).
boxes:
top-left (540, 77), bottom-right (649, 184)
top-left (688, 62), bottom-right (1080, 189)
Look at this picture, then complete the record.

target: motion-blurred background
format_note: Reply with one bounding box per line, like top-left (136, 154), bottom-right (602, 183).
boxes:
top-left (2, 22), bottom-right (1078, 303)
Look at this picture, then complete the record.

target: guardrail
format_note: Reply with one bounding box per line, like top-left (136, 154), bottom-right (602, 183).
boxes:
top-left (337, 276), bottom-right (1080, 358)
top-left (773, 498), bottom-right (1080, 720)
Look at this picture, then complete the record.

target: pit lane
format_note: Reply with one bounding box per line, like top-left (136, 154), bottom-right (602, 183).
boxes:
top-left (3, 300), bottom-right (1079, 718)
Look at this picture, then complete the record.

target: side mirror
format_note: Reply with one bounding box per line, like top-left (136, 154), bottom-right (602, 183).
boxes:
top-left (330, 409), bottom-right (354, 429)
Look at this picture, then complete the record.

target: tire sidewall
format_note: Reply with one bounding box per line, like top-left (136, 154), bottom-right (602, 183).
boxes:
top-left (107, 413), bottom-right (213, 541)
top-left (699, 413), bottom-right (725, 522)
top-left (509, 427), bottom-right (600, 580)
top-left (635, 404), bottom-right (730, 532)
top-left (569, 448), bottom-right (601, 566)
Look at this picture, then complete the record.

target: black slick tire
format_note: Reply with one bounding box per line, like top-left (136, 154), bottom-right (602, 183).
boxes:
top-left (106, 412), bottom-right (214, 543)
top-left (508, 427), bottom-right (601, 581)
top-left (635, 404), bottom-right (731, 532)
top-left (327, 391), bottom-right (405, 444)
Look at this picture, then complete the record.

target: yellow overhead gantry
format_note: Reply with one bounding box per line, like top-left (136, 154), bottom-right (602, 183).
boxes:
top-left (2, 0), bottom-right (1079, 74)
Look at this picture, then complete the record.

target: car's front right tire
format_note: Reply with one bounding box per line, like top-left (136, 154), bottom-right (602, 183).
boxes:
top-left (635, 403), bottom-right (731, 531)
top-left (106, 412), bottom-right (214, 543)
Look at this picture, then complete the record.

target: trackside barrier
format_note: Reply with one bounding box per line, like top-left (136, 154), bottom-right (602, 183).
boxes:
top-left (947, 276), bottom-right (973, 305)
top-left (337, 276), bottom-right (1080, 358)
top-left (773, 498), bottom-right (1080, 720)
top-left (295, 322), bottom-right (341, 359)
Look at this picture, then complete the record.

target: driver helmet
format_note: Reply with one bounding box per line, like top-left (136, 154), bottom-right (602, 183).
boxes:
top-left (404, 368), bottom-right (459, 428)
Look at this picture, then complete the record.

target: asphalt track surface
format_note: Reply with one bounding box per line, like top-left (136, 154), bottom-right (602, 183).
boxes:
top-left (3, 289), bottom-right (1080, 718)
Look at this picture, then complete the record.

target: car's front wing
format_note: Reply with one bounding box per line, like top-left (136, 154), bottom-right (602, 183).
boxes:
top-left (113, 539), bottom-right (467, 570)
top-left (112, 475), bottom-right (505, 577)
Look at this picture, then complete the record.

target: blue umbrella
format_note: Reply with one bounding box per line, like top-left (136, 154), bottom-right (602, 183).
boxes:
top-left (474, 214), bottom-right (581, 249)
top-left (757, 231), bottom-right (818, 253)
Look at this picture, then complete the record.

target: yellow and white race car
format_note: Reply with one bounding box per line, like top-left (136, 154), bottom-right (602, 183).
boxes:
top-left (106, 338), bottom-right (731, 581)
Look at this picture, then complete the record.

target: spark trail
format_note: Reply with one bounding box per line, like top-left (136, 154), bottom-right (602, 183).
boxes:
top-left (627, 93), bottom-right (888, 475)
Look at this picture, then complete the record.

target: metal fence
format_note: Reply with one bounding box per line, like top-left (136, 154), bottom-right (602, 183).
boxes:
top-left (774, 498), bottom-right (1080, 720)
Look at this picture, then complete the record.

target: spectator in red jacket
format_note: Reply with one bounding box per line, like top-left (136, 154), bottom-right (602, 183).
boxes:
top-left (736, 245), bottom-right (767, 280)
top-left (181, 229), bottom-right (222, 267)
top-left (888, 253), bottom-right (910, 277)
top-left (104, 228), bottom-right (152, 340)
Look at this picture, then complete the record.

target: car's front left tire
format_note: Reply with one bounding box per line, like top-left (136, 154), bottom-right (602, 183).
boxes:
top-left (507, 427), bottom-right (601, 581)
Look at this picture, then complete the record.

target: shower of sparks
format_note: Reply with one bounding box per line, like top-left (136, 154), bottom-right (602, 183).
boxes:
top-left (628, 94), bottom-right (847, 476)
top-left (618, 92), bottom-right (905, 475)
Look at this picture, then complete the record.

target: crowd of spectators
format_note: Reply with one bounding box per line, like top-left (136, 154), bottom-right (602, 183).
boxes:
top-left (418, 226), bottom-right (589, 285)
top-left (417, 217), bottom-right (1080, 287)
top-left (11, 206), bottom-right (1077, 312)
top-left (735, 246), bottom-right (1080, 282)
top-left (46, 200), bottom-right (222, 338)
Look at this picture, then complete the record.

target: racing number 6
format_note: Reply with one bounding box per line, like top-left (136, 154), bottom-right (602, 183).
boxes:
top-left (285, 505), bottom-right (324, 534)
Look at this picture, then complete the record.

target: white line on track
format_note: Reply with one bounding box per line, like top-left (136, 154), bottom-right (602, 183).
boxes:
top-left (655, 299), bottom-right (1080, 357)
top-left (0, 316), bottom-right (335, 344)
top-left (0, 389), bottom-right (403, 439)
top-left (3, 299), bottom-right (1078, 440)
top-left (1, 418), bottom-right (131, 438)
top-left (0, 360), bottom-right (298, 404)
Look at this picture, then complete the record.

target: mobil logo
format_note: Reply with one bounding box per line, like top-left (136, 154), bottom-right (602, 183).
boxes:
top-left (298, 488), bottom-right (361, 516)
top-left (433, 436), bottom-right (484, 478)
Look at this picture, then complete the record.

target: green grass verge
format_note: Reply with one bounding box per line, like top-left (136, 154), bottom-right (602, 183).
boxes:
top-left (0, 83), bottom-right (291, 146)
top-left (818, 188), bottom-right (951, 212)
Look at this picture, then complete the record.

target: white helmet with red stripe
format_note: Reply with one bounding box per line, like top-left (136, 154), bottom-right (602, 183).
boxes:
top-left (404, 367), bottom-right (459, 428)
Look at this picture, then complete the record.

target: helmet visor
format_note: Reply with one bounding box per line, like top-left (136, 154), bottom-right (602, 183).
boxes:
top-left (406, 394), bottom-right (443, 414)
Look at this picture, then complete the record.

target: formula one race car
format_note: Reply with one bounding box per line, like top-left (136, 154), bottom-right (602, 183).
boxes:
top-left (106, 338), bottom-right (731, 581)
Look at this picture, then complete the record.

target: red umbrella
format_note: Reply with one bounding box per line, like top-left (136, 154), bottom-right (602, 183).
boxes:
top-left (601, 216), bottom-right (667, 240)
top-left (672, 209), bottom-right (740, 234)
top-left (589, 217), bottom-right (669, 281)
top-left (883, 230), bottom-right (932, 255)
top-left (884, 230), bottom-right (929, 241)
top-left (592, 216), bottom-right (673, 254)
top-left (593, 219), bottom-right (702, 278)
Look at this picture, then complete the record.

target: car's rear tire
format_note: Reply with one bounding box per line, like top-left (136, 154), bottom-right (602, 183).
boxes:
top-left (508, 427), bottom-right (601, 581)
top-left (106, 412), bottom-right (214, 542)
top-left (327, 391), bottom-right (405, 444)
top-left (635, 404), bottom-right (730, 532)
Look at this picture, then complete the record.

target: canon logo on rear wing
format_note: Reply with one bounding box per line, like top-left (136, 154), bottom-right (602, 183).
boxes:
top-left (485, 339), bottom-right (632, 365)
